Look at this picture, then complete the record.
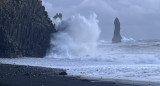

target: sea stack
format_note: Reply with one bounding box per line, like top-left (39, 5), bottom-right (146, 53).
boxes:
top-left (112, 17), bottom-right (122, 43)
top-left (0, 0), bottom-right (56, 58)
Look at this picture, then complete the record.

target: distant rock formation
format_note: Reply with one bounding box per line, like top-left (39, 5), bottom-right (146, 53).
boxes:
top-left (53, 13), bottom-right (63, 31)
top-left (53, 13), bottom-right (62, 21)
top-left (112, 17), bottom-right (122, 43)
top-left (0, 0), bottom-right (56, 58)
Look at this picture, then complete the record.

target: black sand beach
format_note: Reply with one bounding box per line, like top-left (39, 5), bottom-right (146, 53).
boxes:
top-left (0, 64), bottom-right (155, 86)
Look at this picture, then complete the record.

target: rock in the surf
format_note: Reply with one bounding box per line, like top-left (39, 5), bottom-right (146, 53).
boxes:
top-left (112, 17), bottom-right (122, 43)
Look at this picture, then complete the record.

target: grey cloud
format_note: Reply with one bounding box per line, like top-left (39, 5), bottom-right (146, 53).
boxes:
top-left (43, 0), bottom-right (160, 40)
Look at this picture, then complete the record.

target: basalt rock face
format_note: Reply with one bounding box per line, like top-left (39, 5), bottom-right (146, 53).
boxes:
top-left (112, 18), bottom-right (122, 43)
top-left (0, 0), bottom-right (56, 58)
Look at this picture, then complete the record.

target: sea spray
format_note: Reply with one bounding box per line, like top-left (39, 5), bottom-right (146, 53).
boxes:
top-left (46, 13), bottom-right (101, 59)
top-left (122, 36), bottom-right (136, 43)
top-left (45, 13), bottom-right (160, 63)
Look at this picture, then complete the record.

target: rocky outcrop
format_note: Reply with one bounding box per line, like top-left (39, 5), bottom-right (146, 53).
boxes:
top-left (0, 0), bottom-right (56, 58)
top-left (53, 13), bottom-right (62, 21)
top-left (53, 13), bottom-right (63, 31)
top-left (112, 17), bottom-right (122, 43)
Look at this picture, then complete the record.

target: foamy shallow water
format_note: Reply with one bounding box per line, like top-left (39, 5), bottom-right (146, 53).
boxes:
top-left (1, 40), bottom-right (160, 83)
top-left (1, 57), bottom-right (160, 83)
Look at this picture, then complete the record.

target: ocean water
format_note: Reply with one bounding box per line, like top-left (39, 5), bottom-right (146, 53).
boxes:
top-left (1, 40), bottom-right (160, 83)
top-left (45, 39), bottom-right (160, 64)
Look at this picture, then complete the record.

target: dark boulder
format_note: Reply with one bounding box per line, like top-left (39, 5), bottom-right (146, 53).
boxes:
top-left (112, 17), bottom-right (122, 43)
top-left (0, 0), bottom-right (56, 58)
top-left (59, 72), bottom-right (67, 76)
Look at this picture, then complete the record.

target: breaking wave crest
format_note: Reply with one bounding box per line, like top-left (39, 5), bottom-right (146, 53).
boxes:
top-left (46, 13), bottom-right (101, 59)
top-left (122, 36), bottom-right (136, 43)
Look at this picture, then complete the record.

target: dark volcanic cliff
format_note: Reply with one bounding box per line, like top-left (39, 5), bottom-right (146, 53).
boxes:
top-left (0, 0), bottom-right (56, 58)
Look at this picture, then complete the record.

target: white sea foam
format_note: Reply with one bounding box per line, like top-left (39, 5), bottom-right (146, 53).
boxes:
top-left (46, 13), bottom-right (101, 59)
top-left (122, 36), bottom-right (136, 43)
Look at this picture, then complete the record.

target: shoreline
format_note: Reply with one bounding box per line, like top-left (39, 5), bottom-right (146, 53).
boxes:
top-left (80, 76), bottom-right (160, 86)
top-left (0, 63), bottom-right (159, 86)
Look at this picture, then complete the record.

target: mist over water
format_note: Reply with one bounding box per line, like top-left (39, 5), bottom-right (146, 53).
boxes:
top-left (45, 13), bottom-right (160, 64)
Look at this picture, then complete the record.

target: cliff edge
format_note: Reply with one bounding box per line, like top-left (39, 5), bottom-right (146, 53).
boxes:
top-left (0, 0), bottom-right (56, 58)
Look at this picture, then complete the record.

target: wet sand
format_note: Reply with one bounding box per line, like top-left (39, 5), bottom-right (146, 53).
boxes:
top-left (0, 64), bottom-right (157, 86)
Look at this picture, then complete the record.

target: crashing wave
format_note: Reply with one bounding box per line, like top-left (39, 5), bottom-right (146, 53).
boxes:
top-left (122, 36), bottom-right (136, 43)
top-left (46, 13), bottom-right (101, 58)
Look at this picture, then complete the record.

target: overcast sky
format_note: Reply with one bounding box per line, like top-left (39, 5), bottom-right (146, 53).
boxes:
top-left (43, 0), bottom-right (160, 40)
